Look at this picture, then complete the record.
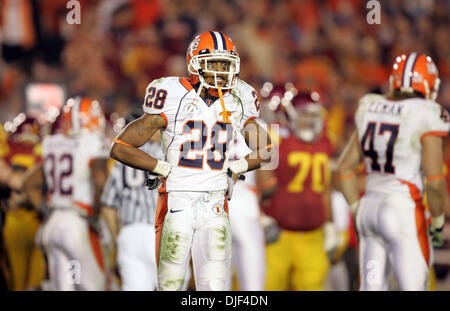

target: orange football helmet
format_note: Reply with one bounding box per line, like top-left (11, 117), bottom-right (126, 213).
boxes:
top-left (389, 52), bottom-right (440, 101)
top-left (186, 31), bottom-right (240, 90)
top-left (62, 97), bottom-right (105, 136)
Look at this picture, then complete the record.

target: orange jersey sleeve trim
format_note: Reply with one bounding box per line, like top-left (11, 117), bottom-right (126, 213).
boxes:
top-left (160, 112), bottom-right (168, 129)
top-left (113, 139), bottom-right (132, 147)
top-left (243, 117), bottom-right (256, 128)
top-left (179, 77), bottom-right (194, 92)
top-left (420, 131), bottom-right (448, 144)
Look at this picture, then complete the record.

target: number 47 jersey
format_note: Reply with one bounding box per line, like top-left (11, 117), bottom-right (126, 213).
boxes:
top-left (142, 77), bottom-right (259, 192)
top-left (355, 94), bottom-right (450, 197)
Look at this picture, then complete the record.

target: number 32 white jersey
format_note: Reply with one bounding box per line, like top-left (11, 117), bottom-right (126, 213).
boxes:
top-left (355, 94), bottom-right (449, 197)
top-left (42, 133), bottom-right (77, 209)
top-left (42, 132), bottom-right (109, 213)
top-left (142, 77), bottom-right (259, 192)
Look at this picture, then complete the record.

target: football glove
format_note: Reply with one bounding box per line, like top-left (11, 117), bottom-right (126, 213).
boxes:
top-left (226, 168), bottom-right (245, 201)
top-left (261, 214), bottom-right (281, 244)
top-left (226, 168), bottom-right (237, 201)
top-left (145, 176), bottom-right (163, 190)
top-left (429, 215), bottom-right (445, 248)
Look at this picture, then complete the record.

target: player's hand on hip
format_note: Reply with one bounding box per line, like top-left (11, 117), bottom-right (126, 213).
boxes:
top-left (145, 175), bottom-right (163, 190)
top-left (226, 168), bottom-right (238, 201)
top-left (429, 215), bottom-right (445, 248)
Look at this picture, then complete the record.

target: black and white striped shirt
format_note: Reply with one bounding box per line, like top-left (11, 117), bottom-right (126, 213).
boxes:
top-left (101, 141), bottom-right (163, 226)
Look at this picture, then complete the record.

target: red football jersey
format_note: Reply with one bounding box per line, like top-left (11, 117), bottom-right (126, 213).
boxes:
top-left (264, 133), bottom-right (335, 231)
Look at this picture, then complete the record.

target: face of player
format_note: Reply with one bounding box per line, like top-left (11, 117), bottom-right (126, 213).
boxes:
top-left (200, 59), bottom-right (232, 88)
top-left (294, 107), bottom-right (323, 142)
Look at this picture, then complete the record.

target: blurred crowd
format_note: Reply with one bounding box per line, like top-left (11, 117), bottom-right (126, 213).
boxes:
top-left (1, 0), bottom-right (449, 148)
top-left (0, 0), bottom-right (450, 291)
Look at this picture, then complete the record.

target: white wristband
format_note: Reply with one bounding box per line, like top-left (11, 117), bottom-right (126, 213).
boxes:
top-left (432, 214), bottom-right (445, 229)
top-left (229, 159), bottom-right (249, 175)
top-left (153, 160), bottom-right (171, 178)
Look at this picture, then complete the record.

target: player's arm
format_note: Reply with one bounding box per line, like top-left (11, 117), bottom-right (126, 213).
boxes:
top-left (91, 158), bottom-right (108, 220)
top-left (101, 206), bottom-right (119, 241)
top-left (335, 130), bottom-right (363, 214)
top-left (110, 113), bottom-right (170, 177)
top-left (0, 159), bottom-right (23, 191)
top-left (422, 135), bottom-right (447, 229)
top-left (22, 163), bottom-right (45, 210)
top-left (256, 168), bottom-right (277, 201)
top-left (100, 164), bottom-right (121, 249)
top-left (229, 119), bottom-right (273, 177)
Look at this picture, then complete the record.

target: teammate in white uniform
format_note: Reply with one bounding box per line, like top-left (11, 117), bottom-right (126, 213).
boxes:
top-left (226, 132), bottom-right (266, 291)
top-left (24, 98), bottom-right (109, 290)
top-left (336, 53), bottom-right (449, 290)
top-left (110, 31), bottom-right (273, 291)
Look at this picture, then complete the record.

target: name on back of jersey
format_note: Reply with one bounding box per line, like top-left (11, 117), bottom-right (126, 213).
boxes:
top-left (367, 101), bottom-right (403, 116)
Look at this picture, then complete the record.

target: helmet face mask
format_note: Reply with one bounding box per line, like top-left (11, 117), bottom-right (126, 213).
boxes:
top-left (189, 53), bottom-right (240, 90)
top-left (293, 104), bottom-right (323, 142)
top-left (186, 32), bottom-right (240, 91)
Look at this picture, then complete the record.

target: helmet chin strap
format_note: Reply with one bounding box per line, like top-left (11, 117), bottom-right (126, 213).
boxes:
top-left (217, 87), bottom-right (231, 123)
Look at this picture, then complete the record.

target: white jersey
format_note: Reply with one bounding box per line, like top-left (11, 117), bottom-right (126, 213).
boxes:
top-left (355, 94), bottom-right (449, 197)
top-left (42, 133), bottom-right (77, 209)
top-left (142, 77), bottom-right (259, 191)
top-left (73, 132), bottom-right (109, 211)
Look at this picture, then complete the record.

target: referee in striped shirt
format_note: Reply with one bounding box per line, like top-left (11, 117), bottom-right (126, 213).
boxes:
top-left (101, 110), bottom-right (163, 291)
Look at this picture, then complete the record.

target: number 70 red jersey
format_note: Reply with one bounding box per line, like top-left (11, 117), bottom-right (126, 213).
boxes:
top-left (264, 132), bottom-right (335, 231)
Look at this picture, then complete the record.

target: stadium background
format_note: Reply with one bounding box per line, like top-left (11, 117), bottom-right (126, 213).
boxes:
top-left (0, 0), bottom-right (449, 290)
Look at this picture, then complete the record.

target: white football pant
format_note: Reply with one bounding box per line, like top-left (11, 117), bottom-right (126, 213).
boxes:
top-left (357, 193), bottom-right (432, 291)
top-left (158, 190), bottom-right (231, 291)
top-left (42, 209), bottom-right (106, 290)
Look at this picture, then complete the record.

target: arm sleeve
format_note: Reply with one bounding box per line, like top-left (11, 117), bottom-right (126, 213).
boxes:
top-left (239, 86), bottom-right (260, 130)
top-left (142, 78), bottom-right (181, 128)
top-left (354, 94), bottom-right (373, 129)
top-left (420, 103), bottom-right (450, 143)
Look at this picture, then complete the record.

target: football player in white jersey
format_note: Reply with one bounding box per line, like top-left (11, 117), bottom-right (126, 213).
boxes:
top-left (110, 31), bottom-right (273, 291)
top-left (336, 53), bottom-right (449, 290)
top-left (24, 98), bottom-right (109, 290)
